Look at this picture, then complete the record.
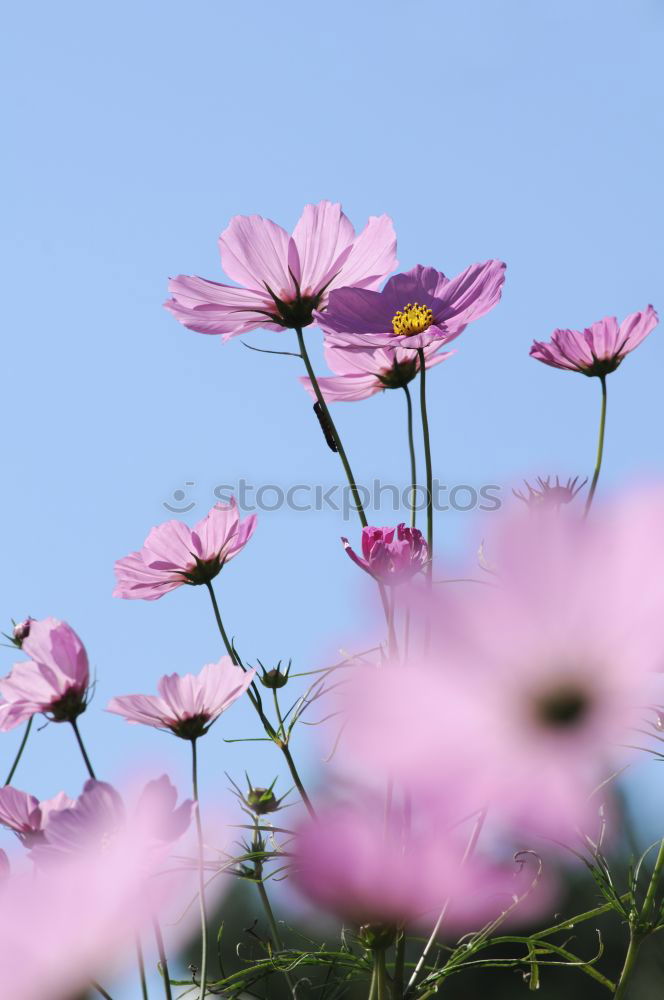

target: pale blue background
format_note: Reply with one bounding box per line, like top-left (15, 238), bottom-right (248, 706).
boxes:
top-left (2, 0), bottom-right (663, 989)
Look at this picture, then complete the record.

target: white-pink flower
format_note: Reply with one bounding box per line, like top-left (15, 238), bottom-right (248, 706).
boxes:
top-left (106, 657), bottom-right (255, 739)
top-left (166, 201), bottom-right (397, 339)
top-left (0, 787), bottom-right (74, 846)
top-left (0, 618), bottom-right (90, 731)
top-left (114, 498), bottom-right (256, 601)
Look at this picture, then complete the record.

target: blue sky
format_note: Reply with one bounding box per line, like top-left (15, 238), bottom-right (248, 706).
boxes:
top-left (2, 0), bottom-right (664, 983)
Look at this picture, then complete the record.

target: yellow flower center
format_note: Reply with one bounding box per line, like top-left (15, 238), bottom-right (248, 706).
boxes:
top-left (391, 302), bottom-right (434, 337)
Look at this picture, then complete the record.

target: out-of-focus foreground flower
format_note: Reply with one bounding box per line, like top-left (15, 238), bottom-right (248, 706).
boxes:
top-left (291, 799), bottom-right (551, 932)
top-left (114, 498), bottom-right (256, 600)
top-left (338, 488), bottom-right (664, 838)
top-left (0, 618), bottom-right (90, 731)
top-left (107, 656), bottom-right (255, 738)
top-left (0, 775), bottom-right (203, 1000)
top-left (530, 306), bottom-right (658, 376)
top-left (166, 200), bottom-right (397, 338)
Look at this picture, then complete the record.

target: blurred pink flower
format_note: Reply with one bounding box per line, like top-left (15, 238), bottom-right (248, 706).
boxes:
top-left (30, 776), bottom-right (192, 867)
top-left (165, 201), bottom-right (397, 339)
top-left (299, 341), bottom-right (453, 403)
top-left (0, 776), bottom-right (200, 1000)
top-left (107, 656), bottom-right (255, 739)
top-left (340, 489), bottom-right (664, 837)
top-left (512, 475), bottom-right (587, 509)
top-left (0, 787), bottom-right (74, 846)
top-left (0, 618), bottom-right (90, 731)
top-left (292, 800), bottom-right (545, 930)
top-left (317, 262), bottom-right (505, 350)
top-left (342, 524), bottom-right (429, 585)
top-left (530, 306), bottom-right (658, 376)
top-left (114, 498), bottom-right (256, 601)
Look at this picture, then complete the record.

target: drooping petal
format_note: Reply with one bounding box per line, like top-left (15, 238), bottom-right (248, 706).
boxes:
top-left (619, 304), bottom-right (658, 352)
top-left (300, 373), bottom-right (382, 403)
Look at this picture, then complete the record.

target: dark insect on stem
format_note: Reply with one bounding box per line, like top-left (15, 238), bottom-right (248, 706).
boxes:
top-left (313, 403), bottom-right (338, 453)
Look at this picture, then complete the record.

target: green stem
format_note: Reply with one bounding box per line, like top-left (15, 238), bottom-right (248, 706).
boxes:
top-left (613, 932), bottom-right (642, 1000)
top-left (641, 838), bottom-right (664, 925)
top-left (92, 983), bottom-right (114, 1000)
top-left (403, 385), bottom-right (418, 529)
top-left (372, 949), bottom-right (391, 1000)
top-left (281, 742), bottom-right (316, 818)
top-left (614, 840), bottom-right (664, 999)
top-left (296, 327), bottom-right (368, 528)
top-left (531, 894), bottom-right (630, 939)
top-left (252, 818), bottom-right (296, 995)
top-left (394, 930), bottom-right (406, 999)
top-left (416, 350), bottom-right (433, 579)
top-left (153, 916), bottom-right (174, 1000)
top-left (205, 582), bottom-right (316, 818)
top-left (70, 718), bottom-right (96, 780)
top-left (584, 374), bottom-right (607, 515)
top-left (191, 739), bottom-right (208, 999)
top-left (4, 716), bottom-right (33, 785)
top-left (136, 936), bottom-right (149, 1000)
top-left (204, 581), bottom-right (239, 666)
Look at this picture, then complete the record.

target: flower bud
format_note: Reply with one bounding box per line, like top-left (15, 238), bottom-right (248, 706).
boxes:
top-left (246, 787), bottom-right (281, 815)
top-left (259, 659), bottom-right (291, 689)
top-left (10, 618), bottom-right (33, 648)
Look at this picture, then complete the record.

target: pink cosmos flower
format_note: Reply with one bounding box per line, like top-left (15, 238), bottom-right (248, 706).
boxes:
top-left (114, 498), bottom-right (256, 601)
top-left (0, 787), bottom-right (74, 846)
top-left (530, 306), bottom-right (658, 376)
top-left (292, 799), bottom-right (547, 931)
top-left (316, 261), bottom-right (506, 350)
top-left (0, 618), bottom-right (90, 731)
top-left (342, 524), bottom-right (429, 585)
top-left (165, 201), bottom-right (397, 339)
top-left (0, 777), bottom-right (200, 1000)
top-left (339, 488), bottom-right (664, 838)
top-left (106, 656), bottom-right (255, 739)
top-left (299, 341), bottom-right (453, 403)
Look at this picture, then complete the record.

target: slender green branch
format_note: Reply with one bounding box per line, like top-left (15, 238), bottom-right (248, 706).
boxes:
top-left (153, 916), bottom-right (174, 1000)
top-left (92, 983), bottom-right (114, 1000)
top-left (296, 327), bottom-right (368, 528)
top-left (4, 716), bottom-right (33, 785)
top-left (192, 739), bottom-right (209, 999)
top-left (70, 718), bottom-right (96, 780)
top-left (584, 374), bottom-right (607, 515)
top-left (136, 936), bottom-right (149, 1000)
top-left (641, 838), bottom-right (664, 924)
top-left (205, 582), bottom-right (316, 818)
top-left (416, 349), bottom-right (433, 580)
top-left (252, 816), bottom-right (296, 996)
top-left (403, 384), bottom-right (418, 529)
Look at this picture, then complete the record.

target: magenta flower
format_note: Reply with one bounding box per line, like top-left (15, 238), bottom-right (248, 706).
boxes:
top-left (0, 618), bottom-right (90, 731)
top-left (165, 201), bottom-right (397, 340)
top-left (107, 656), bottom-right (255, 740)
top-left (0, 787), bottom-right (74, 846)
top-left (316, 261), bottom-right (506, 350)
top-left (114, 498), bottom-right (256, 601)
top-left (342, 524), bottom-right (429, 585)
top-left (530, 306), bottom-right (658, 376)
top-left (300, 341), bottom-right (453, 403)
